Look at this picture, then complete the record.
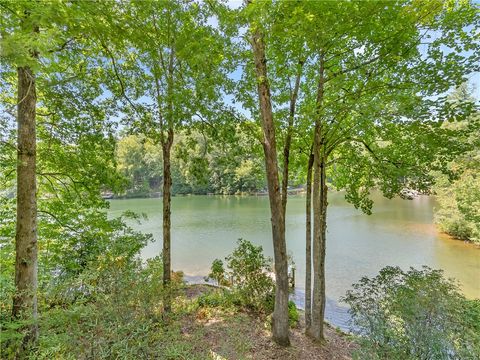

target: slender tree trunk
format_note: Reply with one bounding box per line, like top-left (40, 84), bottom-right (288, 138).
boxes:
top-left (250, 28), bottom-right (290, 346)
top-left (12, 65), bottom-right (39, 344)
top-left (310, 138), bottom-right (328, 342)
top-left (162, 128), bottom-right (174, 312)
top-left (160, 40), bottom-right (175, 314)
top-left (281, 64), bottom-right (302, 218)
top-left (308, 52), bottom-right (327, 342)
top-left (305, 151), bottom-right (314, 332)
top-left (281, 128), bottom-right (292, 218)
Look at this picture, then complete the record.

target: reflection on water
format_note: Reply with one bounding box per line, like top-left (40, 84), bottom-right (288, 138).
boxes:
top-left (109, 193), bottom-right (480, 329)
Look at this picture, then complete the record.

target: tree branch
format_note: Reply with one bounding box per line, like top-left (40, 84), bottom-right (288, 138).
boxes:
top-left (100, 40), bottom-right (140, 114)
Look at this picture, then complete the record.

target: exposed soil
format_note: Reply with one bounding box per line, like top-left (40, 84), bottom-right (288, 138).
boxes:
top-left (184, 283), bottom-right (218, 299)
top-left (180, 284), bottom-right (357, 360)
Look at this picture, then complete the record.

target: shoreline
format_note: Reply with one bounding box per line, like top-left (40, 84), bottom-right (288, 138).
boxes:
top-left (183, 274), bottom-right (353, 333)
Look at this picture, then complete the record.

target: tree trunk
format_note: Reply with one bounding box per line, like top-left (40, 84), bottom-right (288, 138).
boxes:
top-left (12, 65), bottom-right (39, 344)
top-left (281, 126), bottom-right (292, 218)
top-left (309, 139), bottom-right (328, 342)
top-left (281, 64), bottom-right (302, 218)
top-left (308, 52), bottom-right (327, 342)
top-left (162, 128), bottom-right (174, 313)
top-left (251, 28), bottom-right (290, 346)
top-left (305, 151), bottom-right (314, 332)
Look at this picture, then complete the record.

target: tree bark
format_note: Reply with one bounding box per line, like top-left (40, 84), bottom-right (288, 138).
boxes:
top-left (308, 52), bottom-right (327, 342)
top-left (160, 41), bottom-right (175, 314)
top-left (305, 151), bottom-right (314, 332)
top-left (281, 64), bottom-right (302, 218)
top-left (162, 128), bottom-right (174, 312)
top-left (12, 65), bottom-right (39, 344)
top-left (251, 28), bottom-right (290, 346)
top-left (309, 135), bottom-right (328, 342)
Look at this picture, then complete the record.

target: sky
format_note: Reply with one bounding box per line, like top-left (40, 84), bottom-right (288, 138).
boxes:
top-left (467, 72), bottom-right (480, 99)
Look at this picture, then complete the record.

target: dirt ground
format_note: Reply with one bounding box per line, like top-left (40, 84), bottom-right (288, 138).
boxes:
top-left (179, 284), bottom-right (357, 360)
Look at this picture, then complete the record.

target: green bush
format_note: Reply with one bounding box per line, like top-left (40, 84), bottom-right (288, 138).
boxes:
top-left (288, 301), bottom-right (299, 327)
top-left (226, 239), bottom-right (275, 313)
top-left (342, 266), bottom-right (480, 359)
top-left (0, 251), bottom-right (182, 359)
top-left (40, 257), bottom-right (179, 359)
top-left (206, 239), bottom-right (274, 314)
top-left (1, 211), bottom-right (155, 358)
top-left (205, 259), bottom-right (227, 286)
top-left (197, 289), bottom-right (236, 309)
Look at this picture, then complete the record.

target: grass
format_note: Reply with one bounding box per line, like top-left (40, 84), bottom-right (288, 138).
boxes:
top-left (3, 283), bottom-right (356, 359)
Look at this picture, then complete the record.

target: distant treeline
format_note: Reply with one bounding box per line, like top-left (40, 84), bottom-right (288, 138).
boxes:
top-left (115, 131), bottom-right (269, 197)
top-left (433, 85), bottom-right (480, 244)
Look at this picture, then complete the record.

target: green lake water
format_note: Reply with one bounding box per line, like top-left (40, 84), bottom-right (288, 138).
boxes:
top-left (108, 193), bottom-right (480, 329)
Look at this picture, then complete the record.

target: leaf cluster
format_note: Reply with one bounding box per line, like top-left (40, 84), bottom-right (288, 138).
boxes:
top-left (342, 266), bottom-right (480, 359)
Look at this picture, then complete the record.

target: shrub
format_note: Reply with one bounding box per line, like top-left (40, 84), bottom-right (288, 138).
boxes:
top-left (1, 213), bottom-right (155, 358)
top-left (226, 239), bottom-right (275, 313)
top-left (342, 266), bottom-right (480, 359)
top-left (206, 239), bottom-right (274, 314)
top-left (197, 289), bottom-right (235, 309)
top-left (0, 252), bottom-right (183, 359)
top-left (288, 301), bottom-right (299, 327)
top-left (205, 259), bottom-right (227, 286)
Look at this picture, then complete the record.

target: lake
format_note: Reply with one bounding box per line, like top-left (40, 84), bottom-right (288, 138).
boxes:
top-left (108, 193), bottom-right (480, 330)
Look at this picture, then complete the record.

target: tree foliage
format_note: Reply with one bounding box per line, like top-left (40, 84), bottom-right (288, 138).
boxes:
top-left (343, 266), bottom-right (480, 359)
top-left (434, 84), bottom-right (480, 243)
